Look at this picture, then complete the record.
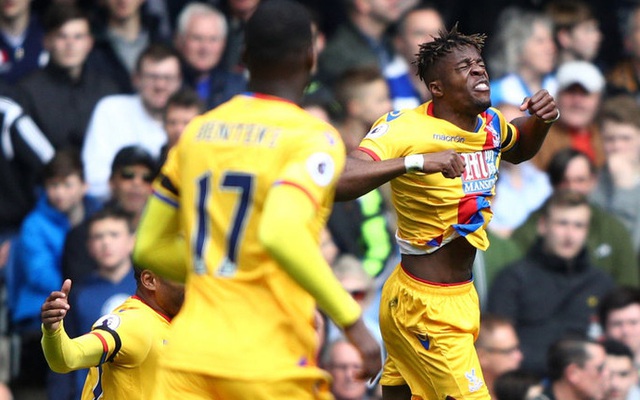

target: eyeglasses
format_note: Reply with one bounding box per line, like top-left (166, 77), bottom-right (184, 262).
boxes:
top-left (349, 290), bottom-right (369, 301)
top-left (119, 169), bottom-right (154, 183)
top-left (481, 345), bottom-right (520, 355)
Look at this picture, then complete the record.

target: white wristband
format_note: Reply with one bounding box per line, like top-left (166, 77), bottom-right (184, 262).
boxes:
top-left (404, 154), bottom-right (424, 172)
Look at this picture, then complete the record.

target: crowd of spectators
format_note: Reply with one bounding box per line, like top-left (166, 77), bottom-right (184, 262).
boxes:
top-left (2, 0), bottom-right (640, 399)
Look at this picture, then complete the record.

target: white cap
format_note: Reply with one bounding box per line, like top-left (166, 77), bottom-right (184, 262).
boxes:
top-left (556, 61), bottom-right (605, 93)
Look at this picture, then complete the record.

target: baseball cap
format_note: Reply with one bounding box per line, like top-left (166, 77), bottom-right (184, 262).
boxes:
top-left (110, 145), bottom-right (157, 177)
top-left (556, 61), bottom-right (605, 93)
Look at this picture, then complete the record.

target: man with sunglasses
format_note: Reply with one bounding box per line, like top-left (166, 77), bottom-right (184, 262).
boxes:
top-left (61, 146), bottom-right (156, 286)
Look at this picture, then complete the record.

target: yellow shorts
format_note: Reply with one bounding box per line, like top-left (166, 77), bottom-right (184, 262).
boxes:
top-left (379, 264), bottom-right (490, 400)
top-left (152, 366), bottom-right (334, 400)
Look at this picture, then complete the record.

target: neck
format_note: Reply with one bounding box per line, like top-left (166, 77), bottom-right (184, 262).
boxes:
top-left (248, 80), bottom-right (304, 104)
top-left (66, 64), bottom-right (83, 81)
top-left (98, 261), bottom-right (132, 284)
top-left (0, 13), bottom-right (29, 37)
top-left (109, 15), bottom-right (141, 42)
top-left (66, 202), bottom-right (85, 227)
top-left (552, 381), bottom-right (583, 400)
top-left (142, 100), bottom-right (164, 121)
top-left (134, 289), bottom-right (170, 321)
top-left (431, 102), bottom-right (478, 132)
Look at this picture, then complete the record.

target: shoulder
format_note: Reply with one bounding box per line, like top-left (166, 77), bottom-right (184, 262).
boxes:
top-left (94, 94), bottom-right (137, 111)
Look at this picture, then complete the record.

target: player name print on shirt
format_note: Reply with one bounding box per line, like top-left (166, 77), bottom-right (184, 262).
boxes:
top-left (460, 150), bottom-right (498, 194)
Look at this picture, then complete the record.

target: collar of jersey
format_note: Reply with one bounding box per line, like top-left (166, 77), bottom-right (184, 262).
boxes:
top-left (425, 101), bottom-right (484, 132)
top-left (131, 295), bottom-right (172, 323)
top-left (242, 92), bottom-right (295, 105)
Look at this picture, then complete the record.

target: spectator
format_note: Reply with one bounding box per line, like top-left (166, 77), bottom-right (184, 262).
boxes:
top-left (531, 60), bottom-right (606, 171)
top-left (512, 148), bottom-right (639, 286)
top-left (7, 149), bottom-right (100, 397)
top-left (328, 66), bottom-right (395, 279)
top-left (493, 369), bottom-right (546, 400)
top-left (606, 5), bottom-right (640, 102)
top-left (475, 314), bottom-right (524, 399)
top-left (599, 286), bottom-right (640, 371)
top-left (590, 95), bottom-right (640, 258)
top-left (50, 206), bottom-right (139, 400)
top-left (62, 145), bottom-right (157, 285)
top-left (321, 338), bottom-right (371, 400)
top-left (487, 190), bottom-right (616, 375)
top-left (487, 7), bottom-right (557, 109)
top-left (542, 337), bottom-right (608, 400)
top-left (384, 4), bottom-right (444, 110)
top-left (602, 338), bottom-right (640, 400)
top-left (328, 254), bottom-right (381, 346)
top-left (0, 93), bottom-right (54, 255)
top-left (159, 87), bottom-right (204, 165)
top-left (316, 0), bottom-right (402, 86)
top-left (88, 0), bottom-right (169, 93)
top-left (82, 43), bottom-right (181, 200)
top-left (0, 0), bottom-right (46, 84)
top-left (173, 3), bottom-right (246, 110)
top-left (15, 4), bottom-right (119, 151)
top-left (545, 0), bottom-right (603, 66)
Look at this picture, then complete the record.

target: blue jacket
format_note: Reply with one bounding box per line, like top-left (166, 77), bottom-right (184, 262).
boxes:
top-left (9, 193), bottom-right (101, 331)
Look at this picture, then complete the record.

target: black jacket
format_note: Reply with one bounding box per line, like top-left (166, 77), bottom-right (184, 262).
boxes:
top-left (487, 239), bottom-right (615, 375)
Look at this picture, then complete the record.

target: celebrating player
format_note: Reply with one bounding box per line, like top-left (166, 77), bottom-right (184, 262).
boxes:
top-left (40, 269), bottom-right (184, 399)
top-left (336, 25), bottom-right (559, 399)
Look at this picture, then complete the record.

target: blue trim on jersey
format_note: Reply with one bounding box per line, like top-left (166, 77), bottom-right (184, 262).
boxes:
top-left (485, 109), bottom-right (503, 134)
top-left (153, 191), bottom-right (178, 208)
top-left (92, 365), bottom-right (104, 400)
top-left (386, 110), bottom-right (403, 122)
top-left (452, 197), bottom-right (490, 236)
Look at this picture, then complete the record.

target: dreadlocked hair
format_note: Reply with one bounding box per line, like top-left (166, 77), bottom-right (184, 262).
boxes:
top-left (415, 23), bottom-right (486, 83)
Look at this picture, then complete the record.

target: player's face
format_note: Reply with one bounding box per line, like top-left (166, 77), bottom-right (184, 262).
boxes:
top-left (605, 304), bottom-right (640, 355)
top-left (439, 46), bottom-right (491, 114)
top-left (46, 19), bottom-right (93, 71)
top-left (88, 218), bottom-right (135, 270)
top-left (538, 205), bottom-right (590, 260)
top-left (164, 105), bottom-right (201, 148)
top-left (44, 174), bottom-right (87, 215)
top-left (136, 57), bottom-right (182, 113)
top-left (178, 14), bottom-right (226, 73)
top-left (110, 164), bottom-right (153, 217)
top-left (605, 354), bottom-right (638, 400)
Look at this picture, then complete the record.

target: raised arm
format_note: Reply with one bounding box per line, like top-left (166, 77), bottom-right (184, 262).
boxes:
top-left (335, 149), bottom-right (466, 201)
top-left (502, 89), bottom-right (559, 164)
top-left (41, 280), bottom-right (110, 373)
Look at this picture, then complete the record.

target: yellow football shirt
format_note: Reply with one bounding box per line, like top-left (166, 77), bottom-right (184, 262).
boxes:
top-left (153, 93), bottom-right (346, 378)
top-left (359, 101), bottom-right (518, 253)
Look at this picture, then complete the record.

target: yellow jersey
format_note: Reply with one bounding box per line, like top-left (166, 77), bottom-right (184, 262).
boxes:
top-left (153, 93), bottom-right (346, 378)
top-left (42, 296), bottom-right (172, 400)
top-left (359, 101), bottom-right (518, 253)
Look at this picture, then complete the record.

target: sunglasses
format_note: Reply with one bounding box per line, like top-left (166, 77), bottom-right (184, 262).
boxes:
top-left (119, 169), bottom-right (154, 183)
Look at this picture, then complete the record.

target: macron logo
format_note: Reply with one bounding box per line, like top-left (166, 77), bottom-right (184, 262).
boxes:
top-left (433, 133), bottom-right (465, 143)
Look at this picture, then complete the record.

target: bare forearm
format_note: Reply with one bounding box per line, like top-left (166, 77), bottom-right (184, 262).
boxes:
top-left (503, 116), bottom-right (553, 163)
top-left (335, 156), bottom-right (406, 201)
